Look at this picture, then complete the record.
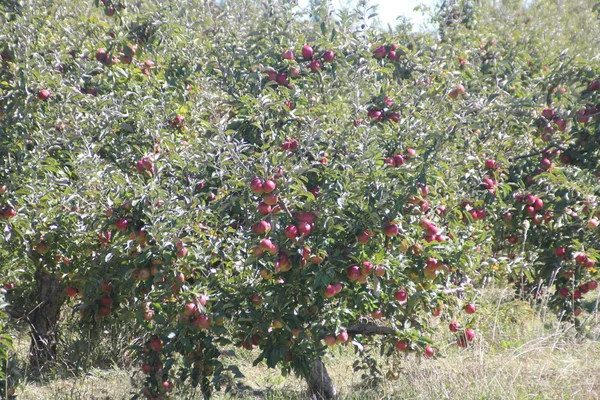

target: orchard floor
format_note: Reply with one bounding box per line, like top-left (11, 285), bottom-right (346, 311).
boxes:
top-left (12, 289), bottom-right (600, 400)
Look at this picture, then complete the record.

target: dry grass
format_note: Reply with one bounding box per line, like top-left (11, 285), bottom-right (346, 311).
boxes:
top-left (9, 288), bottom-right (600, 400)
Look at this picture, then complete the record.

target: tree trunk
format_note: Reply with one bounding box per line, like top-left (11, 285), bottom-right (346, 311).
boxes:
top-left (307, 358), bottom-right (336, 400)
top-left (28, 270), bottom-right (66, 371)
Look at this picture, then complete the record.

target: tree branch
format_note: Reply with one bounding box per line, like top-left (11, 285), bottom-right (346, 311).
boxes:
top-left (346, 324), bottom-right (396, 336)
top-left (509, 143), bottom-right (567, 162)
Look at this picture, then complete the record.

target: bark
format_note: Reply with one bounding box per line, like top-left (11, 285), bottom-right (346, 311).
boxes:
top-left (307, 358), bottom-right (336, 400)
top-left (28, 270), bottom-right (66, 371)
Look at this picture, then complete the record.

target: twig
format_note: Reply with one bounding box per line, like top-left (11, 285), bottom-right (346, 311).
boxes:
top-left (509, 143), bottom-right (566, 162)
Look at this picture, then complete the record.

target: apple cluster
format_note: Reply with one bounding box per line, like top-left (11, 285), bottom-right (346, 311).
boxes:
top-left (372, 44), bottom-right (400, 61)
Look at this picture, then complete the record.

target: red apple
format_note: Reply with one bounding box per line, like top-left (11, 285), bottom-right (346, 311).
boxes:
top-left (395, 340), bottom-right (408, 351)
top-left (464, 328), bottom-right (475, 342)
top-left (284, 225), bottom-right (299, 239)
top-left (252, 220), bottom-right (271, 235)
top-left (281, 49), bottom-right (294, 60)
top-left (464, 303), bottom-right (477, 314)
top-left (384, 223), bottom-right (399, 237)
top-left (302, 45), bottom-right (314, 59)
top-left (250, 178), bottom-right (264, 194)
top-left (449, 321), bottom-right (460, 332)
top-left (297, 221), bottom-right (312, 236)
top-left (115, 218), bottom-right (128, 231)
top-left (324, 335), bottom-right (337, 346)
top-left (38, 89), bottom-right (51, 100)
top-left (374, 265), bottom-right (385, 277)
top-left (336, 331), bottom-right (349, 343)
top-left (347, 265), bottom-right (362, 281)
top-left (394, 289), bottom-right (408, 302)
top-left (373, 46), bottom-right (387, 59)
top-left (323, 50), bottom-right (334, 62)
top-left (325, 284), bottom-right (337, 297)
top-left (423, 345), bottom-right (434, 358)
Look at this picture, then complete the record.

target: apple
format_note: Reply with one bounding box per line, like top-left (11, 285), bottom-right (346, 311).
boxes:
top-left (371, 310), bottom-right (383, 319)
top-left (284, 225), bottom-right (299, 239)
top-left (250, 178), bottom-right (264, 194)
top-left (374, 265), bottom-right (385, 277)
top-left (302, 45), bottom-right (314, 59)
top-left (361, 261), bottom-right (374, 275)
top-left (325, 284), bottom-right (336, 297)
top-left (105, 6), bottom-right (116, 16)
top-left (260, 269), bottom-right (273, 280)
top-left (388, 50), bottom-right (399, 61)
top-left (184, 303), bottom-right (197, 316)
top-left (38, 89), bottom-right (51, 100)
top-left (100, 296), bottom-right (113, 307)
top-left (35, 242), bottom-right (49, 254)
top-left (484, 159), bottom-right (497, 169)
top-left (580, 283), bottom-right (589, 294)
top-left (394, 289), bottom-right (408, 302)
top-left (115, 218), bottom-right (128, 231)
top-left (252, 220), bottom-right (271, 235)
top-left (588, 281), bottom-right (598, 290)
top-left (258, 202), bottom-right (272, 215)
top-left (336, 331), bottom-right (349, 343)
top-left (357, 231), bottom-right (370, 244)
top-left (384, 223), bottom-right (399, 237)
top-left (194, 315), bottom-right (211, 330)
top-left (324, 335), bottom-right (337, 346)
top-left (272, 320), bottom-right (284, 329)
top-left (395, 340), bottom-right (408, 351)
top-left (264, 193), bottom-right (278, 206)
top-left (423, 345), bottom-right (435, 358)
top-left (573, 290), bottom-right (582, 300)
top-left (388, 111), bottom-right (400, 123)
top-left (558, 287), bottom-right (569, 298)
top-left (142, 363), bottom-right (153, 374)
top-left (323, 50), bottom-right (334, 62)
top-left (554, 246), bottom-right (566, 257)
top-left (281, 49), bottom-right (294, 60)
top-left (464, 328), bottom-right (476, 342)
top-left (373, 46), bottom-right (387, 59)
top-left (66, 286), bottom-right (78, 297)
top-left (347, 265), bottom-right (361, 281)
top-left (297, 221), bottom-right (312, 236)
top-left (464, 303), bottom-right (477, 314)
top-left (448, 89), bottom-right (459, 99)
top-left (575, 253), bottom-right (587, 264)
top-left (309, 59), bottom-right (322, 72)
top-left (588, 79), bottom-right (600, 91)
top-left (98, 306), bottom-right (112, 317)
top-left (333, 282), bottom-right (343, 293)
top-left (449, 321), bottom-right (460, 332)
top-left (554, 118), bottom-right (566, 131)
top-left (276, 73), bottom-right (289, 86)
top-left (393, 154), bottom-right (405, 166)
top-left (587, 218), bottom-right (599, 229)
top-left (95, 48), bottom-right (107, 62)
top-left (406, 148), bottom-right (417, 159)
top-left (585, 258), bottom-right (595, 268)
top-left (357, 274), bottom-right (367, 283)
top-left (541, 108), bottom-right (555, 120)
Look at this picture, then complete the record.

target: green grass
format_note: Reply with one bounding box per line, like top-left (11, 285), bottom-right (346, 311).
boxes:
top-left (8, 287), bottom-right (600, 399)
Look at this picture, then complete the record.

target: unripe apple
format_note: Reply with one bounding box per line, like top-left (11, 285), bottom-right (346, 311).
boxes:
top-left (394, 289), bottom-right (408, 302)
top-left (272, 320), bottom-right (284, 329)
top-left (323, 50), bottom-right (334, 62)
top-left (260, 269), bottom-right (273, 279)
top-left (464, 303), bottom-right (477, 314)
top-left (336, 331), bottom-right (349, 343)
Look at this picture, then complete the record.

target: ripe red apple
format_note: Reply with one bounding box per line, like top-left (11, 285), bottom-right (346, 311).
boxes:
top-left (464, 328), bottom-right (475, 342)
top-left (336, 331), bottom-right (349, 343)
top-left (276, 73), bottom-right (289, 86)
top-left (98, 306), bottom-right (112, 317)
top-left (284, 225), bottom-right (299, 239)
top-left (297, 221), bottom-right (312, 236)
top-left (558, 287), bottom-right (569, 298)
top-left (357, 231), bottom-right (370, 244)
top-left (325, 284), bottom-right (336, 297)
top-left (388, 50), bottom-right (399, 61)
top-left (258, 202), bottom-right (271, 215)
top-left (373, 46), bottom-right (387, 59)
top-left (100, 296), bottom-right (113, 307)
top-left (252, 220), bottom-right (271, 235)
top-left (184, 302), bottom-right (197, 316)
top-left (580, 283), bottom-right (590, 294)
top-left (374, 265), bottom-right (385, 277)
top-left (394, 289), bottom-right (408, 302)
top-left (554, 246), bottom-right (566, 257)
top-left (423, 345), bottom-right (434, 358)
top-left (302, 45), bottom-right (314, 59)
top-left (588, 79), bottom-right (600, 91)
top-left (541, 108), bottom-right (555, 120)
top-left (347, 265), bottom-right (361, 281)
top-left (309, 59), bottom-right (322, 72)
top-left (281, 49), bottom-right (294, 60)
top-left (333, 282), bottom-right (343, 293)
top-left (464, 303), bottom-right (477, 314)
top-left (66, 286), bottom-right (78, 297)
top-left (554, 118), bottom-right (566, 131)
top-left (194, 315), bottom-right (211, 330)
top-left (323, 50), bottom-right (334, 62)
top-left (384, 223), bottom-right (399, 237)
top-left (449, 321), bottom-right (460, 332)
top-left (115, 218), bottom-right (128, 231)
top-left (38, 89), bottom-right (51, 100)
top-left (484, 159), bottom-right (497, 169)
top-left (575, 253), bottom-right (587, 264)
top-left (587, 219), bottom-right (599, 229)
top-left (250, 178), bottom-right (264, 194)
top-left (361, 261), bottom-right (374, 275)
top-left (395, 340), bottom-right (408, 351)
top-left (588, 281), bottom-right (598, 290)
top-left (141, 363), bottom-right (153, 374)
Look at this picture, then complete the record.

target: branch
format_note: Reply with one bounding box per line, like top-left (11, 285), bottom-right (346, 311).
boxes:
top-left (509, 143), bottom-right (566, 162)
top-left (346, 324), bottom-right (396, 336)
top-left (278, 200), bottom-right (294, 220)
